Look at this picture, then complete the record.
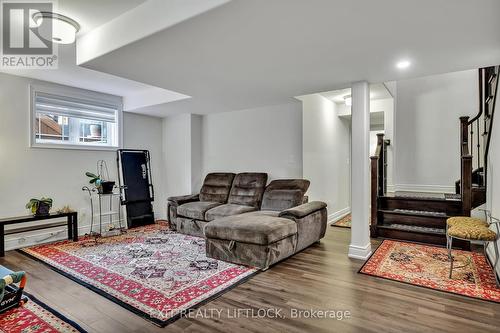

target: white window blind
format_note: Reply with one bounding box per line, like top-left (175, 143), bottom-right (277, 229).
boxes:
top-left (34, 92), bottom-right (118, 123)
top-left (31, 85), bottom-right (122, 150)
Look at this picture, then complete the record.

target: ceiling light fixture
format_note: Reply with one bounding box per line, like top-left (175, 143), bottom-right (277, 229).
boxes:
top-left (32, 11), bottom-right (80, 44)
top-left (396, 60), bottom-right (411, 70)
top-left (344, 95), bottom-right (352, 107)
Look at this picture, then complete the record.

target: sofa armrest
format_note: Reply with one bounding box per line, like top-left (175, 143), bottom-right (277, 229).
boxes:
top-left (279, 201), bottom-right (327, 219)
top-left (167, 194), bottom-right (200, 206)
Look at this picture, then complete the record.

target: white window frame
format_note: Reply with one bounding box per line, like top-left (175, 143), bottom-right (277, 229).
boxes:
top-left (30, 83), bottom-right (123, 151)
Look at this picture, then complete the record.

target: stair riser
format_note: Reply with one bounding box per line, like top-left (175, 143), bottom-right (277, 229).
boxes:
top-left (380, 199), bottom-right (462, 215)
top-left (376, 228), bottom-right (469, 249)
top-left (380, 213), bottom-right (447, 228)
top-left (472, 189), bottom-right (486, 208)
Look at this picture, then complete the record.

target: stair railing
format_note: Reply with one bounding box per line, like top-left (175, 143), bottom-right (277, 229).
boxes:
top-left (459, 65), bottom-right (499, 215)
top-left (370, 133), bottom-right (388, 237)
top-left (460, 116), bottom-right (472, 216)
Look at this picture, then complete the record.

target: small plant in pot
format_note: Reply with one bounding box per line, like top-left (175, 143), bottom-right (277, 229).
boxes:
top-left (85, 172), bottom-right (115, 194)
top-left (26, 197), bottom-right (53, 216)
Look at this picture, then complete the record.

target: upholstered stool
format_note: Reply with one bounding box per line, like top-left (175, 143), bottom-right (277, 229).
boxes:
top-left (446, 215), bottom-right (499, 286)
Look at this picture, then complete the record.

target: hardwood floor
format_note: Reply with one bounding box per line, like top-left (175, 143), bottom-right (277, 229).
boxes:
top-left (1, 227), bottom-right (499, 333)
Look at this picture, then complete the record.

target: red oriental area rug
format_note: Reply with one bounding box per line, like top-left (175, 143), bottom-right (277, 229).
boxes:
top-left (0, 293), bottom-right (86, 333)
top-left (360, 240), bottom-right (500, 303)
top-left (20, 224), bottom-right (258, 326)
top-left (331, 214), bottom-right (351, 228)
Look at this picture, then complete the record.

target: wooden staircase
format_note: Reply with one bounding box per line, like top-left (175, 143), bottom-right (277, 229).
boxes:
top-left (370, 66), bottom-right (499, 247)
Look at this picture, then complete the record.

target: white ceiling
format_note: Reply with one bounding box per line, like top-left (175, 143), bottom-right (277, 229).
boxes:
top-left (3, 0), bottom-right (500, 117)
top-left (56, 0), bottom-right (146, 34)
top-left (319, 83), bottom-right (392, 104)
top-left (0, 0), bottom-right (190, 112)
top-left (79, 0), bottom-right (500, 116)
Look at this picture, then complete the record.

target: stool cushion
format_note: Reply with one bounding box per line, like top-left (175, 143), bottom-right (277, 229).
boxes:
top-left (447, 216), bottom-right (488, 228)
top-left (447, 224), bottom-right (497, 241)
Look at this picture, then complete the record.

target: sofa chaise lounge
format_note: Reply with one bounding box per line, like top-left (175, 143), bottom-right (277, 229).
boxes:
top-left (167, 172), bottom-right (327, 269)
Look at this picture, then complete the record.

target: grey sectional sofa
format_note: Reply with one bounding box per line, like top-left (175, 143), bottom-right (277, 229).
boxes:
top-left (167, 172), bottom-right (328, 270)
top-left (168, 172), bottom-right (268, 237)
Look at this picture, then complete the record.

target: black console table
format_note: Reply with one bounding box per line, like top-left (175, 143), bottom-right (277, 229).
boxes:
top-left (0, 212), bottom-right (78, 256)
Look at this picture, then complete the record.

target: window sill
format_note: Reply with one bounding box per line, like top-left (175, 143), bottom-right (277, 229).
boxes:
top-left (30, 142), bottom-right (121, 151)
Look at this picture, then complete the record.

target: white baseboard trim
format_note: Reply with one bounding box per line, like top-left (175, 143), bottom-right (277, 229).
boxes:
top-left (4, 219), bottom-right (126, 252)
top-left (391, 184), bottom-right (456, 193)
top-left (328, 207), bottom-right (351, 223)
top-left (348, 243), bottom-right (372, 260)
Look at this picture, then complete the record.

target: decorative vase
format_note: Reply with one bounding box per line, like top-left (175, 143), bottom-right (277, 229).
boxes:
top-left (98, 181), bottom-right (115, 194)
top-left (35, 202), bottom-right (51, 216)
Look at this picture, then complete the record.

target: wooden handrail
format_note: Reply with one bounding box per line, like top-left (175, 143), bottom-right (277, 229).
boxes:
top-left (467, 68), bottom-right (484, 124)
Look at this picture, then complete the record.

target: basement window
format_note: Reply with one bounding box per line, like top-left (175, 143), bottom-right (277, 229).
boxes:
top-left (30, 85), bottom-right (122, 150)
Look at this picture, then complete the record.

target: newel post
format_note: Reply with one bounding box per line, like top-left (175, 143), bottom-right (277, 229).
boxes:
top-left (370, 155), bottom-right (379, 237)
top-left (459, 116), bottom-right (469, 147)
top-left (461, 155), bottom-right (472, 216)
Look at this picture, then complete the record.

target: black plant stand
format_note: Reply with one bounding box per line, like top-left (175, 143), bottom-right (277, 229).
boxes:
top-left (82, 187), bottom-right (124, 241)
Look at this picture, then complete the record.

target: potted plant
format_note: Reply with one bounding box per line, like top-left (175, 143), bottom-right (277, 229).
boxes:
top-left (85, 172), bottom-right (115, 194)
top-left (26, 197), bottom-right (53, 216)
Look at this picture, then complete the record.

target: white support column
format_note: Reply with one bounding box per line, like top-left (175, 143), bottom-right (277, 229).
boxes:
top-left (348, 81), bottom-right (372, 260)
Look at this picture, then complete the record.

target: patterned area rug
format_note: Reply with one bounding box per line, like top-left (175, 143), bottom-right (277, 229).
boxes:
top-left (331, 214), bottom-right (351, 228)
top-left (20, 224), bottom-right (258, 326)
top-left (360, 240), bottom-right (500, 303)
top-left (0, 292), bottom-right (86, 333)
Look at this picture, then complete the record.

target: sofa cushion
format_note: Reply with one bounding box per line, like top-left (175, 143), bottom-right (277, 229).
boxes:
top-left (204, 215), bottom-right (297, 245)
top-left (199, 173), bottom-right (236, 203)
top-left (261, 179), bottom-right (310, 211)
top-left (205, 204), bottom-right (257, 221)
top-left (175, 217), bottom-right (208, 237)
top-left (177, 201), bottom-right (222, 220)
top-left (241, 210), bottom-right (280, 217)
top-left (228, 173), bottom-right (268, 208)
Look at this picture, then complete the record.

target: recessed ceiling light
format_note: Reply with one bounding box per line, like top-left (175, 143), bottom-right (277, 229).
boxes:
top-left (396, 60), bottom-right (411, 70)
top-left (32, 11), bottom-right (80, 44)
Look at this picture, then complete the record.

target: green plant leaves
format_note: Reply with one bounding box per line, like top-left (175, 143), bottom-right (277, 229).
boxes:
top-left (25, 197), bottom-right (53, 211)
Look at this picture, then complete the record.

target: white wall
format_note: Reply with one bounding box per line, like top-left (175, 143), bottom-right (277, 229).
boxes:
top-left (0, 73), bottom-right (165, 250)
top-left (394, 70), bottom-right (477, 192)
top-left (122, 112), bottom-right (166, 216)
top-left (201, 103), bottom-right (303, 180)
top-left (191, 115), bottom-right (203, 191)
top-left (301, 94), bottom-right (351, 221)
top-left (162, 114), bottom-right (193, 199)
top-left (486, 87), bottom-right (500, 278)
top-left (376, 98), bottom-right (395, 188)
top-left (337, 97), bottom-right (394, 188)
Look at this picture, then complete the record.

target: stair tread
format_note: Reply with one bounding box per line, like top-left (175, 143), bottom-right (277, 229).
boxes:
top-left (380, 209), bottom-right (448, 217)
top-left (377, 224), bottom-right (445, 235)
top-left (383, 192), bottom-right (461, 202)
top-left (472, 186), bottom-right (486, 190)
